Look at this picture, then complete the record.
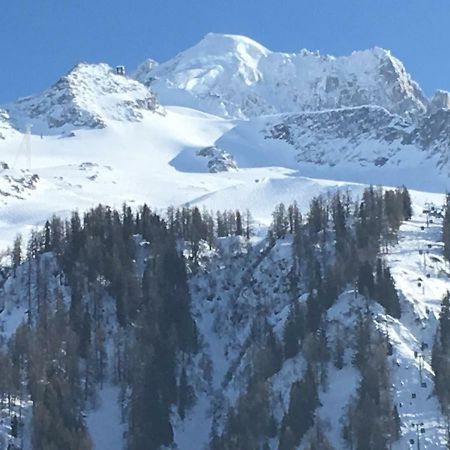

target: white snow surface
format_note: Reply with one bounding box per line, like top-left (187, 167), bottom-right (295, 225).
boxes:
top-left (86, 385), bottom-right (124, 450)
top-left (0, 103), bottom-right (448, 249)
top-left (135, 33), bottom-right (427, 118)
top-left (0, 34), bottom-right (449, 450)
top-left (6, 63), bottom-right (162, 134)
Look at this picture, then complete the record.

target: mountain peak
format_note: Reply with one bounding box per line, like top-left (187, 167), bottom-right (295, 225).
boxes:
top-left (195, 32), bottom-right (271, 56)
top-left (0, 109), bottom-right (15, 140)
top-left (429, 89), bottom-right (450, 114)
top-left (135, 35), bottom-right (428, 118)
top-left (6, 62), bottom-right (162, 134)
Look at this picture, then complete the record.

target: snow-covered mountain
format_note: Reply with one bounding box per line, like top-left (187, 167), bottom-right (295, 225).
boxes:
top-left (213, 105), bottom-right (450, 185)
top-left (5, 63), bottom-right (162, 134)
top-left (0, 34), bottom-right (448, 243)
top-left (0, 32), bottom-right (450, 450)
top-left (134, 33), bottom-right (428, 118)
top-left (0, 109), bottom-right (17, 140)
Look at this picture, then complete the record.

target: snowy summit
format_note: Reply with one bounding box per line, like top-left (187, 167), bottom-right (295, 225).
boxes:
top-left (0, 32), bottom-right (449, 450)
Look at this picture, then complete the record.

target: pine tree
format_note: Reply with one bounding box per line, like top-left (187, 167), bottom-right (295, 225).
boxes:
top-left (10, 414), bottom-right (19, 438)
top-left (44, 220), bottom-right (51, 252)
top-left (279, 364), bottom-right (319, 449)
top-left (444, 195), bottom-right (450, 261)
top-left (283, 303), bottom-right (305, 359)
top-left (178, 366), bottom-right (194, 420)
top-left (11, 234), bottom-right (22, 277)
top-left (272, 203), bottom-right (289, 238)
top-left (235, 210), bottom-right (243, 236)
top-left (441, 292), bottom-right (450, 351)
top-left (245, 209), bottom-right (252, 239)
top-left (79, 307), bottom-right (91, 359)
top-left (401, 186), bottom-right (413, 220)
top-left (358, 262), bottom-right (374, 298)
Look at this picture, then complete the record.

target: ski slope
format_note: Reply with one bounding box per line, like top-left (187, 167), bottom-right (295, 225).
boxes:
top-left (0, 102), bottom-right (449, 252)
top-left (385, 205), bottom-right (450, 449)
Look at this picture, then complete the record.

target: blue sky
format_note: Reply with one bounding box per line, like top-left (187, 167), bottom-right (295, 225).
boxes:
top-left (0, 0), bottom-right (448, 102)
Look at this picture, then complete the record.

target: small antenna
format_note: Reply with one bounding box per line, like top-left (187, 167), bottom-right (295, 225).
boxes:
top-left (13, 124), bottom-right (32, 171)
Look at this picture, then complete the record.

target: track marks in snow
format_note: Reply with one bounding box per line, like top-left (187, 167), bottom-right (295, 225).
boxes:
top-left (386, 213), bottom-right (449, 448)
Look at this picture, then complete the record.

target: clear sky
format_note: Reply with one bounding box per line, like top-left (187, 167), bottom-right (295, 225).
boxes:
top-left (0, 0), bottom-right (449, 103)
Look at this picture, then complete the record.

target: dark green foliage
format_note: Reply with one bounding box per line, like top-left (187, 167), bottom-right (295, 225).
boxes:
top-left (432, 293), bottom-right (450, 414)
top-left (129, 357), bottom-right (174, 450)
top-left (129, 236), bottom-right (197, 449)
top-left (279, 364), bottom-right (319, 449)
top-left (23, 296), bottom-right (92, 450)
top-left (254, 324), bottom-right (283, 380)
top-left (79, 307), bottom-right (91, 359)
top-left (401, 186), bottom-right (413, 221)
top-left (308, 196), bottom-right (327, 237)
top-left (444, 195), bottom-right (450, 262)
top-left (10, 415), bottom-right (19, 439)
top-left (374, 260), bottom-right (401, 318)
top-left (345, 314), bottom-right (399, 449)
top-left (307, 291), bottom-right (322, 333)
top-left (289, 187), bottom-right (409, 337)
top-left (306, 419), bottom-right (335, 450)
top-left (272, 203), bottom-right (289, 239)
top-left (283, 303), bottom-right (306, 359)
top-left (358, 262), bottom-right (375, 298)
top-left (441, 293), bottom-right (450, 350)
top-left (332, 193), bottom-right (348, 255)
top-left (4, 185), bottom-right (413, 449)
top-left (357, 259), bottom-right (401, 318)
top-left (8, 203), bottom-right (206, 450)
top-left (212, 380), bottom-right (276, 449)
top-left (178, 366), bottom-right (195, 420)
top-left (12, 234), bottom-right (22, 277)
top-left (333, 330), bottom-right (345, 370)
top-left (235, 210), bottom-right (243, 236)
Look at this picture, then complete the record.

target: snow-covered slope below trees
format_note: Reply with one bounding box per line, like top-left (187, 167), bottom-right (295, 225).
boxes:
top-left (134, 33), bottom-right (428, 119)
top-left (385, 211), bottom-right (449, 448)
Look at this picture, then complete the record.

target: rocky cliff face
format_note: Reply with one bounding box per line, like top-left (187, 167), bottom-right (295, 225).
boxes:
top-left (0, 109), bottom-right (16, 140)
top-left (5, 63), bottom-right (162, 134)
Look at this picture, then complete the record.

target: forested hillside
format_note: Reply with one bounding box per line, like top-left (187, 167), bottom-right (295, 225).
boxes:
top-left (1, 185), bottom-right (448, 450)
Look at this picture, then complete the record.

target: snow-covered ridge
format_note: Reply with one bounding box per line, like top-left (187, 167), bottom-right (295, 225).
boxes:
top-left (0, 110), bottom-right (17, 140)
top-left (135, 33), bottom-right (428, 118)
top-left (0, 162), bottom-right (39, 203)
top-left (209, 105), bottom-right (450, 186)
top-left (5, 63), bottom-right (162, 134)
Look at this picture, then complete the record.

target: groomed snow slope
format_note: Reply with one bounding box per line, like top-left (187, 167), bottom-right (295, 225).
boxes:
top-left (0, 104), bottom-right (449, 250)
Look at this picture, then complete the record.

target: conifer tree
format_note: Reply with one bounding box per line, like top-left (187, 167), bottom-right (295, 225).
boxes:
top-left (11, 234), bottom-right (22, 277)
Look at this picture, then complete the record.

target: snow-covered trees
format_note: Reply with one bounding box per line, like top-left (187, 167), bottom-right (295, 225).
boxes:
top-left (11, 234), bottom-right (22, 277)
top-left (344, 314), bottom-right (400, 449)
